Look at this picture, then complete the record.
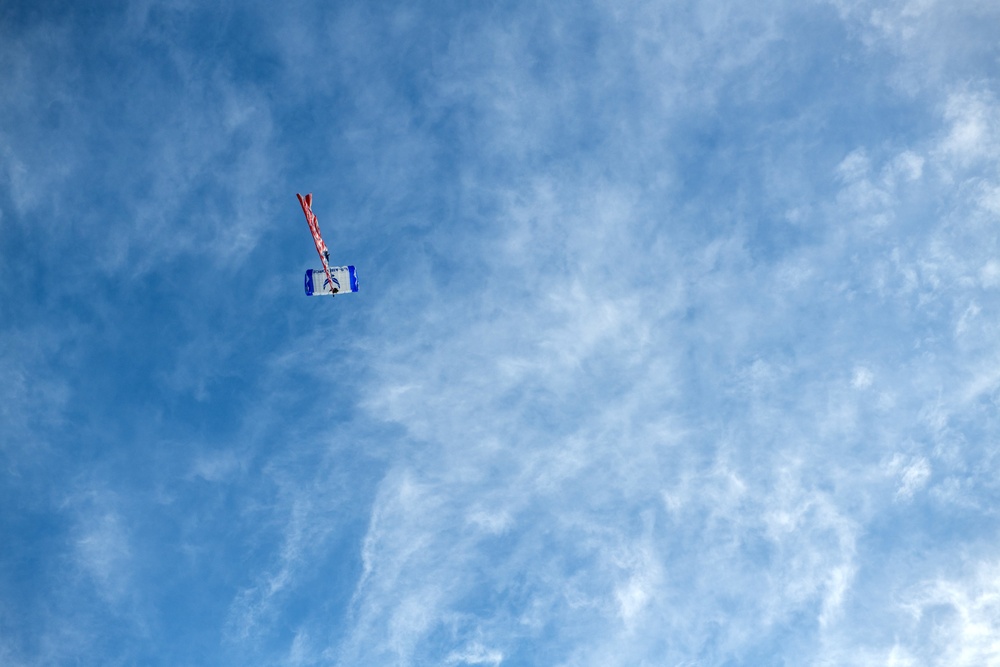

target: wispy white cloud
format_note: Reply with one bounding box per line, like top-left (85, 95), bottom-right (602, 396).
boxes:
top-left (901, 561), bottom-right (1000, 665)
top-left (446, 642), bottom-right (504, 666)
top-left (883, 453), bottom-right (932, 501)
top-left (0, 4), bottom-right (284, 284)
top-left (829, 0), bottom-right (1000, 95)
top-left (821, 559), bottom-right (1000, 666)
top-left (68, 499), bottom-right (133, 603)
top-left (323, 3), bottom-right (1000, 662)
top-left (939, 89), bottom-right (1000, 166)
top-left (0, 327), bottom-right (70, 465)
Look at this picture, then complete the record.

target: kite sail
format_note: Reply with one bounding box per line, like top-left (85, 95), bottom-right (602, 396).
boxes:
top-left (297, 193), bottom-right (359, 296)
top-left (304, 266), bottom-right (359, 296)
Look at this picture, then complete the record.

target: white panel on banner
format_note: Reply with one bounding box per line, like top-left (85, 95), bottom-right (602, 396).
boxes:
top-left (304, 266), bottom-right (359, 296)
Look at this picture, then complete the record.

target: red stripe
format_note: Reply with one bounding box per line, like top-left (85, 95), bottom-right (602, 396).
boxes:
top-left (297, 193), bottom-right (337, 294)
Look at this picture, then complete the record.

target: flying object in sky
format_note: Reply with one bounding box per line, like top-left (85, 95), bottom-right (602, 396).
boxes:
top-left (297, 193), bottom-right (359, 297)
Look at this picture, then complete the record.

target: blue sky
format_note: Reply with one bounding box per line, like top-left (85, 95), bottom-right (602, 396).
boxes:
top-left (2, 0), bottom-right (1000, 665)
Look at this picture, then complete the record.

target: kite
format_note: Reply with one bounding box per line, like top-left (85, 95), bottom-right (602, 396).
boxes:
top-left (297, 193), bottom-right (359, 297)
